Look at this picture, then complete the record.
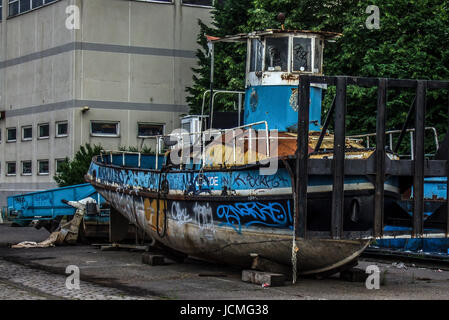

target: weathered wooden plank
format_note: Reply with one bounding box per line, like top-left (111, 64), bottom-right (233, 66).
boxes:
top-left (331, 76), bottom-right (347, 239)
top-left (296, 75), bottom-right (311, 238)
top-left (413, 81), bottom-right (426, 237)
top-left (374, 79), bottom-right (387, 237)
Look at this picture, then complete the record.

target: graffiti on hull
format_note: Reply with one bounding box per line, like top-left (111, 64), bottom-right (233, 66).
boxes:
top-left (217, 201), bottom-right (292, 234)
top-left (101, 189), bottom-right (166, 234)
top-left (99, 186), bottom-right (292, 237)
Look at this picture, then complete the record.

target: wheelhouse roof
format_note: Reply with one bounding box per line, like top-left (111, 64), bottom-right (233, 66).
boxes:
top-left (210, 29), bottom-right (342, 43)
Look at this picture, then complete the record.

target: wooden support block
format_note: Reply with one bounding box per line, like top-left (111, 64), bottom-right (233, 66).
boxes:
top-left (339, 268), bottom-right (369, 282)
top-left (241, 270), bottom-right (285, 287)
top-left (251, 255), bottom-right (291, 280)
top-left (142, 253), bottom-right (165, 266)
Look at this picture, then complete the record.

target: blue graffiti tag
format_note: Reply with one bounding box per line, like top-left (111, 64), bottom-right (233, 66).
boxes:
top-left (216, 201), bottom-right (292, 234)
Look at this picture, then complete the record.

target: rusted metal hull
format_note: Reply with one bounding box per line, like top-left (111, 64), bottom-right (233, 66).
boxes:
top-left (88, 179), bottom-right (370, 274)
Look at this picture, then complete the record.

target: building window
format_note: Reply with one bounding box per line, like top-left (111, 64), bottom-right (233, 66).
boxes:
top-left (38, 123), bottom-right (50, 139)
top-left (22, 161), bottom-right (32, 175)
top-left (0, 1), bottom-right (3, 21)
top-left (91, 121), bottom-right (120, 137)
top-left (7, 128), bottom-right (17, 142)
top-left (55, 159), bottom-right (67, 172)
top-left (22, 126), bottom-right (33, 141)
top-left (9, 0), bottom-right (57, 17)
top-left (38, 160), bottom-right (49, 175)
top-left (7, 162), bottom-right (16, 176)
top-left (137, 123), bottom-right (164, 137)
top-left (56, 121), bottom-right (68, 137)
top-left (137, 0), bottom-right (173, 3)
top-left (182, 0), bottom-right (213, 7)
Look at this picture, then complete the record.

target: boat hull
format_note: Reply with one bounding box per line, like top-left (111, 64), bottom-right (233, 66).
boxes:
top-left (90, 181), bottom-right (373, 274)
top-left (85, 158), bottom-right (403, 274)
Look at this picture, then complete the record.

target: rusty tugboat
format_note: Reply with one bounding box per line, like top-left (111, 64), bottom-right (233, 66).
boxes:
top-left (85, 28), bottom-right (449, 277)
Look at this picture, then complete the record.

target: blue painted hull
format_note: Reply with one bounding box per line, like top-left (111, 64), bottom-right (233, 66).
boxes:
top-left (86, 156), bottom-right (402, 274)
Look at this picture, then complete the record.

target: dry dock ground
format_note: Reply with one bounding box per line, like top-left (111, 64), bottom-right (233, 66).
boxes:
top-left (1, 224), bottom-right (449, 300)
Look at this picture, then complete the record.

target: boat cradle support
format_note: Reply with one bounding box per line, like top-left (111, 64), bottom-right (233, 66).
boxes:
top-left (295, 75), bottom-right (449, 240)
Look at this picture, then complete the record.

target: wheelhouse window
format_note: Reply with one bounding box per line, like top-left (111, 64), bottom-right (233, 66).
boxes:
top-left (91, 121), bottom-right (120, 137)
top-left (249, 39), bottom-right (264, 72)
top-left (314, 38), bottom-right (323, 73)
top-left (7, 128), bottom-right (17, 142)
top-left (137, 123), bottom-right (164, 137)
top-left (38, 123), bottom-right (50, 139)
top-left (292, 38), bottom-right (312, 72)
top-left (265, 37), bottom-right (288, 72)
top-left (56, 121), bottom-right (68, 137)
top-left (7, 162), bottom-right (16, 176)
top-left (22, 126), bottom-right (33, 141)
top-left (38, 160), bottom-right (49, 175)
top-left (22, 161), bottom-right (32, 175)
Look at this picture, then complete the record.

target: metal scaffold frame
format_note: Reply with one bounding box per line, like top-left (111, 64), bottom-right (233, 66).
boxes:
top-left (295, 75), bottom-right (449, 240)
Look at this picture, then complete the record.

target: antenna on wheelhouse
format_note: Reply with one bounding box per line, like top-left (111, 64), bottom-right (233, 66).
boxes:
top-left (204, 35), bottom-right (220, 131)
top-left (277, 12), bottom-right (286, 31)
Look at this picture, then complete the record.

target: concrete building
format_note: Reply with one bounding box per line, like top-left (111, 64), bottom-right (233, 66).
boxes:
top-left (0, 0), bottom-right (212, 206)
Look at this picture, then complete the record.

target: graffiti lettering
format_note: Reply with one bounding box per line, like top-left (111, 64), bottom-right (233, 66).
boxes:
top-left (232, 173), bottom-right (288, 189)
top-left (193, 202), bottom-right (215, 234)
top-left (216, 201), bottom-right (292, 234)
top-left (171, 202), bottom-right (191, 225)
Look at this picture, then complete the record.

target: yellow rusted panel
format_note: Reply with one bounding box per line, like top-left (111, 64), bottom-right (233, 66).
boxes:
top-left (144, 198), bottom-right (167, 233)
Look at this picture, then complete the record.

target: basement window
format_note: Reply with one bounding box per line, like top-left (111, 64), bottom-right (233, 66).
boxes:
top-left (7, 162), bottom-right (16, 176)
top-left (182, 0), bottom-right (213, 7)
top-left (38, 160), bottom-right (49, 175)
top-left (7, 128), bottom-right (17, 142)
top-left (56, 121), bottom-right (68, 137)
top-left (38, 123), bottom-right (50, 139)
top-left (91, 121), bottom-right (120, 137)
top-left (22, 161), bottom-right (32, 175)
top-left (8, 0), bottom-right (58, 17)
top-left (136, 0), bottom-right (173, 4)
top-left (55, 158), bottom-right (68, 172)
top-left (22, 126), bottom-right (33, 141)
top-left (138, 123), bottom-right (164, 137)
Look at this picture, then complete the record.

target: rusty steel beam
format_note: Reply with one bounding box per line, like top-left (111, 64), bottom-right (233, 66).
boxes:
top-left (295, 76), bottom-right (311, 238)
top-left (447, 89), bottom-right (449, 236)
top-left (394, 96), bottom-right (416, 154)
top-left (413, 81), bottom-right (426, 237)
top-left (305, 75), bottom-right (449, 89)
top-left (374, 79), bottom-right (387, 237)
top-left (446, 159), bottom-right (449, 237)
top-left (331, 77), bottom-right (347, 239)
top-left (314, 96), bottom-right (336, 153)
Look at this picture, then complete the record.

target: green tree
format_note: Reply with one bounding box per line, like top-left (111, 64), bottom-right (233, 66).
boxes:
top-left (188, 0), bottom-right (449, 149)
top-left (186, 0), bottom-right (252, 115)
top-left (54, 143), bottom-right (103, 187)
top-left (324, 0), bottom-right (449, 141)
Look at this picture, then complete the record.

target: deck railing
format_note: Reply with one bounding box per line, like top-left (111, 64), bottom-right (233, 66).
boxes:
top-left (99, 120), bottom-right (272, 170)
